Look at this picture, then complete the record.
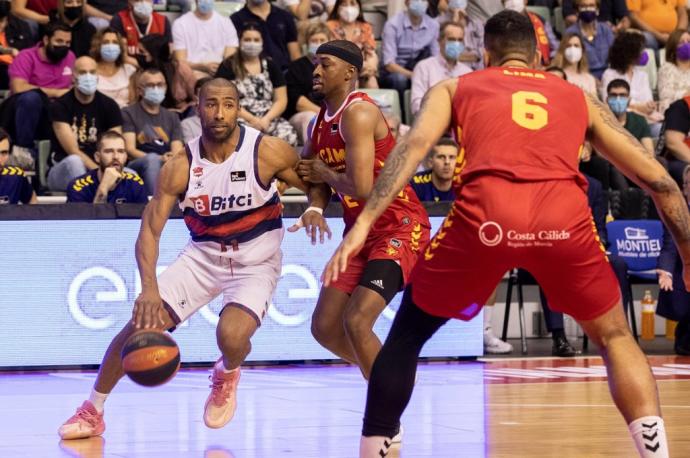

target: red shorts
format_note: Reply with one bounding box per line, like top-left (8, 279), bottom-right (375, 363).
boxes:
top-left (330, 219), bottom-right (431, 296)
top-left (410, 176), bottom-right (620, 322)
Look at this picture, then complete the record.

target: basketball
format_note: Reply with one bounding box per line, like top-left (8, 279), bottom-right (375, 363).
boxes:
top-left (121, 330), bottom-right (180, 387)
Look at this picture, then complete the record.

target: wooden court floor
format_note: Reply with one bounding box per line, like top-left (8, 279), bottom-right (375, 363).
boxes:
top-left (0, 355), bottom-right (688, 457)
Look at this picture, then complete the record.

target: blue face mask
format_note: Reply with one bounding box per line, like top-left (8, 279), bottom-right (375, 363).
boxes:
top-left (408, 0), bottom-right (428, 17)
top-left (308, 43), bottom-right (320, 56)
top-left (448, 0), bottom-right (467, 10)
top-left (133, 1), bottom-right (152, 19)
top-left (100, 43), bottom-right (121, 62)
top-left (77, 73), bottom-right (98, 96)
top-left (197, 0), bottom-right (214, 14)
top-left (444, 41), bottom-right (464, 60)
top-left (143, 86), bottom-right (166, 105)
top-left (607, 96), bottom-right (629, 115)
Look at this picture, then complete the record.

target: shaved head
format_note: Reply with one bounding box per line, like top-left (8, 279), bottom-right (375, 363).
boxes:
top-left (199, 78), bottom-right (239, 102)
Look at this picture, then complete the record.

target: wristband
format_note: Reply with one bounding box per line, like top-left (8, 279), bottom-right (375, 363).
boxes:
top-left (304, 206), bottom-right (323, 215)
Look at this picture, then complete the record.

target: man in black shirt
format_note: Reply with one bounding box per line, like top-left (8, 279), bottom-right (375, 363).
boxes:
top-left (47, 56), bottom-right (123, 191)
top-left (660, 96), bottom-right (690, 186)
top-left (231, 0), bottom-right (300, 71)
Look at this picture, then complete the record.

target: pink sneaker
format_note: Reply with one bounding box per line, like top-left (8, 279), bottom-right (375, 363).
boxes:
top-left (58, 401), bottom-right (105, 440)
top-left (203, 361), bottom-right (241, 429)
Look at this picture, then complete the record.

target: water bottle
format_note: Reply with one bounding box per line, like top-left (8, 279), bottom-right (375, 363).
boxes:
top-left (641, 290), bottom-right (656, 340)
top-left (666, 319), bottom-right (678, 340)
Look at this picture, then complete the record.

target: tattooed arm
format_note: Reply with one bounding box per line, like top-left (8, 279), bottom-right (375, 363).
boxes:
top-left (585, 93), bottom-right (690, 284)
top-left (353, 81), bottom-right (455, 227)
top-left (321, 80), bottom-right (455, 283)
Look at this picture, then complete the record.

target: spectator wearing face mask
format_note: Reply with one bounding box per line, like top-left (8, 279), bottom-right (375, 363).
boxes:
top-left (434, 0), bottom-right (484, 70)
top-left (411, 21), bottom-right (471, 115)
top-left (601, 31), bottom-right (661, 126)
top-left (562, 0), bottom-right (629, 32)
top-left (172, 0), bottom-right (239, 80)
top-left (552, 33), bottom-right (597, 95)
top-left (606, 78), bottom-right (654, 156)
top-left (381, 0), bottom-right (440, 102)
top-left (501, 0), bottom-right (558, 66)
top-left (564, 0), bottom-right (615, 79)
top-left (47, 56), bottom-right (124, 191)
top-left (90, 27), bottom-right (135, 108)
top-left (216, 25), bottom-right (298, 147)
top-left (122, 67), bottom-right (183, 195)
top-left (231, 0), bottom-right (300, 72)
top-left (110, 0), bottom-right (172, 58)
top-left (326, 0), bottom-right (378, 88)
top-left (284, 22), bottom-right (331, 144)
top-left (6, 22), bottom-right (75, 170)
top-left (47, 0), bottom-right (96, 57)
top-left (658, 30), bottom-right (690, 114)
top-left (137, 33), bottom-right (196, 115)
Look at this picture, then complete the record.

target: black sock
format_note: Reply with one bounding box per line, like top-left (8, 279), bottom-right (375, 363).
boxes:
top-left (552, 329), bottom-right (566, 341)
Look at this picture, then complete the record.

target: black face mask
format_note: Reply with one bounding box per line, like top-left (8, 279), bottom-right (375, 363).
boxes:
top-left (63, 6), bottom-right (83, 20)
top-left (46, 44), bottom-right (70, 62)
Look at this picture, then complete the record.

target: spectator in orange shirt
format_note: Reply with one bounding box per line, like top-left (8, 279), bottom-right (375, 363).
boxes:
top-left (627, 0), bottom-right (688, 49)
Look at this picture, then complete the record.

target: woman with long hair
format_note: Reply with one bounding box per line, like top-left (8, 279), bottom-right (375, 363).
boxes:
top-left (658, 29), bottom-right (690, 114)
top-left (90, 28), bottom-right (136, 108)
top-left (136, 33), bottom-right (196, 115)
top-left (552, 33), bottom-right (597, 95)
top-left (216, 25), bottom-right (298, 146)
top-left (326, 0), bottom-right (378, 88)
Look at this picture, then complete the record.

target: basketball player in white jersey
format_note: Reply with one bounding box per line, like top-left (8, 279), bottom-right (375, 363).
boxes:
top-left (58, 78), bottom-right (332, 439)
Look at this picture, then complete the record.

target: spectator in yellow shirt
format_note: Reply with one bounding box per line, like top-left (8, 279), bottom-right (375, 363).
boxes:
top-left (627, 0), bottom-right (688, 49)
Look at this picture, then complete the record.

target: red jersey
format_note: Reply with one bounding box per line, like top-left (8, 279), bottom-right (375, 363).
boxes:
top-left (451, 66), bottom-right (589, 191)
top-left (311, 91), bottom-right (429, 234)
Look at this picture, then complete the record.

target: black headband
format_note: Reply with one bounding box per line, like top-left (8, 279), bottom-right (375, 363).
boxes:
top-left (316, 41), bottom-right (363, 72)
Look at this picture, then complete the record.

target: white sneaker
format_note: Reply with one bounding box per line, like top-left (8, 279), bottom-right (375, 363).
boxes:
top-left (360, 435), bottom-right (393, 458)
top-left (484, 331), bottom-right (513, 354)
top-left (203, 362), bottom-right (241, 429)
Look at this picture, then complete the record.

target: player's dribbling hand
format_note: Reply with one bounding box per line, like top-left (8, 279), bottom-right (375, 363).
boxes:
top-left (133, 289), bottom-right (167, 329)
top-left (322, 221), bottom-right (369, 286)
top-left (287, 209), bottom-right (332, 245)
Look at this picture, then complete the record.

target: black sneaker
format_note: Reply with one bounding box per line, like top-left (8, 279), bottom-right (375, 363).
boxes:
top-left (552, 336), bottom-right (578, 357)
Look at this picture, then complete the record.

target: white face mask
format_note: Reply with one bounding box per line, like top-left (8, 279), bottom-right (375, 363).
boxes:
top-left (503, 0), bottom-right (524, 13)
top-left (338, 5), bottom-right (359, 23)
top-left (241, 41), bottom-right (263, 57)
top-left (564, 46), bottom-right (582, 64)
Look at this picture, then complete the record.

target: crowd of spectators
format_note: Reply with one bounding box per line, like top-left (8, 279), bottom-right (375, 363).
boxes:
top-left (1, 0), bottom-right (690, 351)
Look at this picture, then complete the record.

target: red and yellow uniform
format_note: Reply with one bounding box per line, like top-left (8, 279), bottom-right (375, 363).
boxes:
top-left (410, 67), bottom-right (620, 321)
top-left (312, 91), bottom-right (431, 294)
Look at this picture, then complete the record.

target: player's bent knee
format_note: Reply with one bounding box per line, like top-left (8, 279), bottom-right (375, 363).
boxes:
top-left (343, 305), bottom-right (376, 339)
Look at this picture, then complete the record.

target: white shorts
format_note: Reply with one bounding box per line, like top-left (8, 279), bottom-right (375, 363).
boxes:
top-left (157, 242), bottom-right (282, 326)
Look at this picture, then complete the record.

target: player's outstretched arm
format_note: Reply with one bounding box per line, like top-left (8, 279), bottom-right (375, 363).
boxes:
top-left (586, 93), bottom-right (690, 289)
top-left (321, 81), bottom-right (453, 285)
top-left (133, 150), bottom-right (189, 329)
top-left (261, 135), bottom-right (332, 244)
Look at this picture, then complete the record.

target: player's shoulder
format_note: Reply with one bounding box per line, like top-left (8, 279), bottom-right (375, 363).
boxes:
top-left (70, 171), bottom-right (96, 192)
top-left (412, 170), bottom-right (432, 184)
top-left (0, 166), bottom-right (26, 177)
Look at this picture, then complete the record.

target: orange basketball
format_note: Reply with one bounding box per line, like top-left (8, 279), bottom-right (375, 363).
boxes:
top-left (122, 330), bottom-right (180, 387)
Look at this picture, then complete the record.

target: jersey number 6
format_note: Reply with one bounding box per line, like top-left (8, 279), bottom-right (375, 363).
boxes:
top-left (511, 91), bottom-right (548, 131)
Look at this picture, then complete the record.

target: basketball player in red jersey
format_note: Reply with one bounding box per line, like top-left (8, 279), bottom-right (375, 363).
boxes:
top-left (324, 12), bottom-right (690, 458)
top-left (296, 41), bottom-right (431, 392)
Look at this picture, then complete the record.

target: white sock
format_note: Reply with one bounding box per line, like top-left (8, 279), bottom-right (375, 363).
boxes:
top-left (359, 435), bottom-right (393, 458)
top-left (88, 389), bottom-right (108, 414)
top-left (214, 358), bottom-right (236, 374)
top-left (483, 306), bottom-right (493, 333)
top-left (628, 416), bottom-right (669, 457)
